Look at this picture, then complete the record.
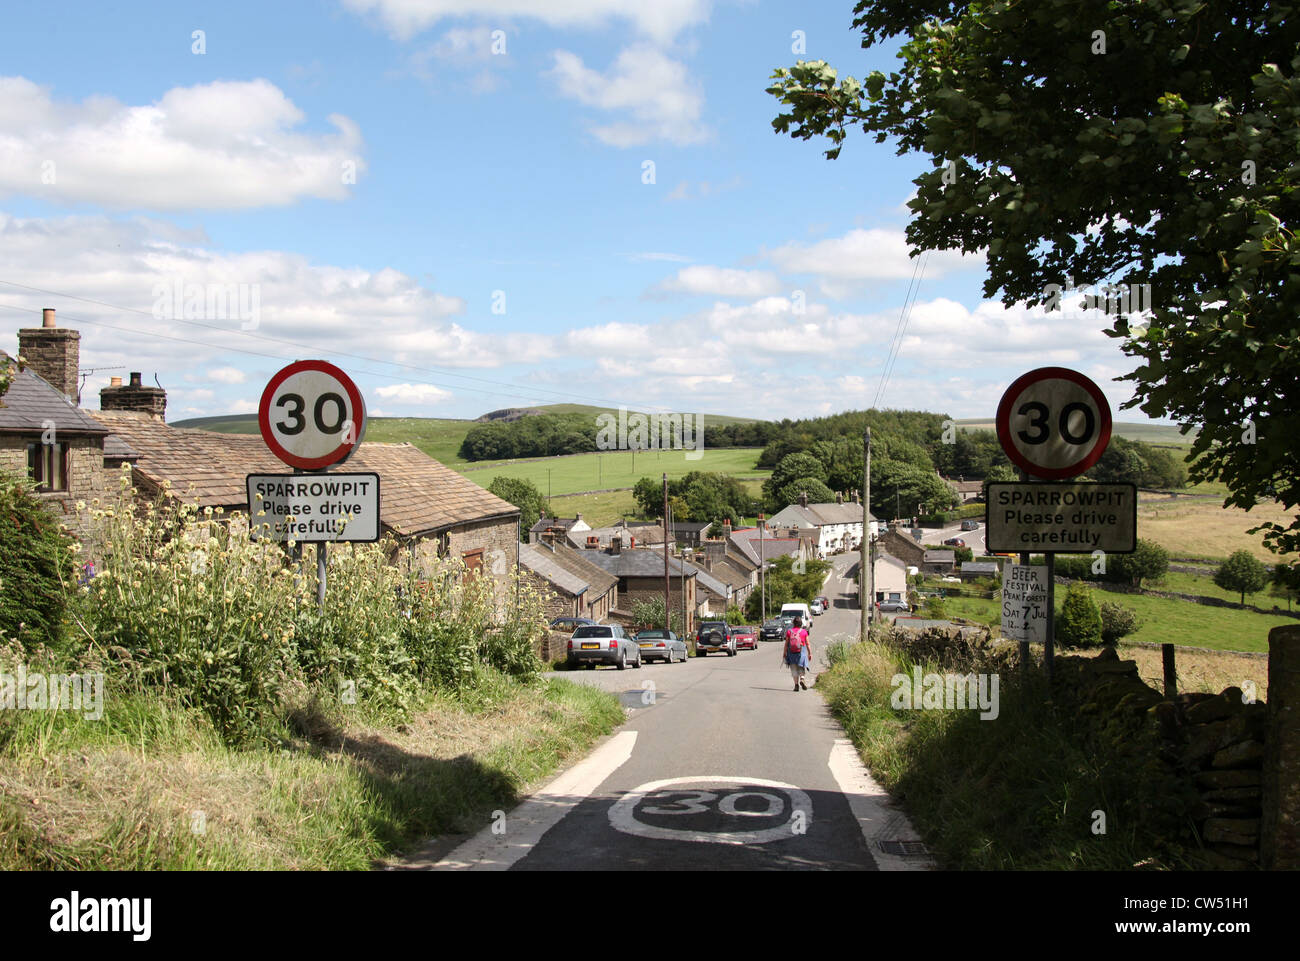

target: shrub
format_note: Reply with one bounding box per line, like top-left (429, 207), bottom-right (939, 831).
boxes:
top-left (1057, 583), bottom-right (1103, 648)
top-left (1099, 602), bottom-right (1140, 646)
top-left (0, 472), bottom-right (76, 652)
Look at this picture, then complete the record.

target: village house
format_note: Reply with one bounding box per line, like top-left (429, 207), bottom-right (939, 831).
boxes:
top-left (941, 473), bottom-right (986, 504)
top-left (921, 549), bottom-right (958, 576)
top-left (3, 311), bottom-right (522, 606)
top-left (528, 513), bottom-right (590, 545)
top-left (518, 536), bottom-right (618, 622)
top-left (766, 492), bottom-right (876, 558)
top-left (576, 538), bottom-right (701, 635)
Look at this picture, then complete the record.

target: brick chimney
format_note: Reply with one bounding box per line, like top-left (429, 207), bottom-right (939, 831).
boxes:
top-left (17, 308), bottom-right (81, 404)
top-left (100, 371), bottom-right (167, 420)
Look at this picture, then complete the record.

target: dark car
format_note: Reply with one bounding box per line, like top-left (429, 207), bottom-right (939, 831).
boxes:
top-left (695, 620), bottom-right (736, 657)
top-left (760, 619), bottom-right (786, 641)
top-left (943, 537), bottom-right (966, 548)
top-left (959, 519), bottom-right (980, 531)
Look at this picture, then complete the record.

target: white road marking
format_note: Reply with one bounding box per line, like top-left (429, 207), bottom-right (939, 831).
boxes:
top-left (827, 738), bottom-right (933, 871)
top-left (430, 730), bottom-right (638, 871)
top-left (608, 776), bottom-right (812, 845)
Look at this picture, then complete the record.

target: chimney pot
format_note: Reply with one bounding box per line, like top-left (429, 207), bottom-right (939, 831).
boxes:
top-left (110, 376), bottom-right (122, 387)
top-left (129, 372), bottom-right (143, 387)
top-left (42, 308), bottom-right (56, 328)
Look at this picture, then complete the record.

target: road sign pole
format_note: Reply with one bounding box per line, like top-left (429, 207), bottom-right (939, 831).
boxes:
top-left (318, 540), bottom-right (328, 612)
top-left (1044, 551), bottom-right (1055, 682)
top-left (1017, 468), bottom-right (1031, 671)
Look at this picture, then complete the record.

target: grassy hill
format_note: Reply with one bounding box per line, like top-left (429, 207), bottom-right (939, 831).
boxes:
top-left (953, 417), bottom-right (1195, 446)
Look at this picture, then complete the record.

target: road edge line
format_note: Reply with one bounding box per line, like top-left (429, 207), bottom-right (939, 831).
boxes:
top-left (827, 737), bottom-right (935, 871)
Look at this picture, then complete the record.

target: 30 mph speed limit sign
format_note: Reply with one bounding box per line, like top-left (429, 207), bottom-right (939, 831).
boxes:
top-left (259, 360), bottom-right (367, 471)
top-left (995, 367), bottom-right (1112, 480)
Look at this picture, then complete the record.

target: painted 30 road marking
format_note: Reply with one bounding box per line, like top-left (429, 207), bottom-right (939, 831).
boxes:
top-left (608, 776), bottom-right (812, 845)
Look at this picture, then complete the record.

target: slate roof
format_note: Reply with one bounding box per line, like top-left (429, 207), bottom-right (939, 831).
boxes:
top-left (923, 550), bottom-right (956, 564)
top-left (0, 363), bottom-right (108, 435)
top-left (519, 544), bottom-right (589, 597)
top-left (88, 411), bottom-right (518, 537)
top-left (532, 541), bottom-right (617, 597)
top-left (728, 528), bottom-right (803, 565)
top-left (770, 503), bottom-right (875, 528)
top-left (960, 562), bottom-right (1000, 574)
top-left (578, 546), bottom-right (698, 581)
top-left (529, 515), bottom-right (583, 534)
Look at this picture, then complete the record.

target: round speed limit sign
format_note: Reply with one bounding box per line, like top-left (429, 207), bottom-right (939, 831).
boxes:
top-left (995, 367), bottom-right (1112, 479)
top-left (258, 360), bottom-right (367, 470)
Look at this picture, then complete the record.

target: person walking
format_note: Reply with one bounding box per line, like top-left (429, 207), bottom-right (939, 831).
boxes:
top-left (782, 616), bottom-right (812, 691)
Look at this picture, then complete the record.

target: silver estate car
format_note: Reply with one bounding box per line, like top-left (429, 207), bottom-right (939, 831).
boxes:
top-left (567, 624), bottom-right (642, 670)
top-left (634, 629), bottom-right (688, 664)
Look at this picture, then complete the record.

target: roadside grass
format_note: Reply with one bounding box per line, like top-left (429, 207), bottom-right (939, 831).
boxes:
top-left (0, 673), bottom-right (623, 870)
top-left (936, 588), bottom-right (1287, 653)
top-left (1120, 644), bottom-right (1268, 702)
top-left (818, 640), bottom-right (1207, 870)
top-left (457, 447), bottom-right (767, 497)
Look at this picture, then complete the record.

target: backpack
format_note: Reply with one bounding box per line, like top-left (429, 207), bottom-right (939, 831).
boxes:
top-left (785, 628), bottom-right (806, 651)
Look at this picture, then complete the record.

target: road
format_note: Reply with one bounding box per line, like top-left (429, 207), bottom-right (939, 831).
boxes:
top-left (404, 553), bottom-right (929, 871)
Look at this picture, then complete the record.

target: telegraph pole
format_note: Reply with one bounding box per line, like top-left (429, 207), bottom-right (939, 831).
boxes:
top-left (663, 473), bottom-right (670, 631)
top-left (759, 513), bottom-right (767, 621)
top-left (860, 428), bottom-right (871, 642)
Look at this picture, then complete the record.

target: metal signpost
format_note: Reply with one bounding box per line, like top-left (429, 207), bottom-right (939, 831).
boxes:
top-left (993, 367), bottom-right (1114, 679)
top-left (257, 360), bottom-right (371, 609)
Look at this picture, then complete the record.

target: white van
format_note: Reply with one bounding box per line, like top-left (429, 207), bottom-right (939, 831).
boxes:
top-left (780, 603), bottom-right (812, 629)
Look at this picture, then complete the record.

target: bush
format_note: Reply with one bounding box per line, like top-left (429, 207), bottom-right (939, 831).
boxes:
top-left (1057, 583), bottom-right (1103, 648)
top-left (1213, 550), bottom-right (1268, 607)
top-left (73, 468), bottom-right (547, 745)
top-left (0, 472), bottom-right (76, 652)
top-left (1099, 602), bottom-right (1140, 646)
top-left (1113, 539), bottom-right (1169, 588)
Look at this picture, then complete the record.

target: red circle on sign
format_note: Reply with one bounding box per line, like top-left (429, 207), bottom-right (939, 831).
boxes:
top-left (995, 366), bottom-right (1112, 479)
top-left (258, 360), bottom-right (366, 470)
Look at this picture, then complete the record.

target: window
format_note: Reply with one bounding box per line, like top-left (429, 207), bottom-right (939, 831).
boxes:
top-left (26, 441), bottom-right (69, 492)
top-left (462, 548), bottom-right (484, 579)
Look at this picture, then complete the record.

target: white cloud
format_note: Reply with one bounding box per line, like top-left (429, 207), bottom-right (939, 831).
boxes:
top-left (767, 228), bottom-right (981, 282)
top-left (0, 77), bottom-right (364, 210)
top-left (374, 383), bottom-right (453, 405)
top-left (206, 367), bottom-right (247, 384)
top-left (342, 0), bottom-right (713, 44)
top-left (548, 45), bottom-right (708, 147)
top-left (654, 266), bottom-right (781, 298)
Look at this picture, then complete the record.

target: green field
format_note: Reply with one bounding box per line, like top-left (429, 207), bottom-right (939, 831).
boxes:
top-left (954, 417), bottom-right (1196, 445)
top-left (932, 586), bottom-right (1290, 653)
top-left (461, 446), bottom-right (768, 497)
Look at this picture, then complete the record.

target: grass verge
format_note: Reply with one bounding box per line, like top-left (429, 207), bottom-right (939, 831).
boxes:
top-left (0, 671), bottom-right (623, 870)
top-left (817, 639), bottom-right (1208, 870)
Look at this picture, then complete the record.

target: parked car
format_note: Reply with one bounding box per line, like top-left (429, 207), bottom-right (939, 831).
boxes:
top-left (809, 598), bottom-right (826, 616)
top-left (960, 519), bottom-right (981, 531)
top-left (696, 620), bottom-right (736, 657)
top-left (943, 537), bottom-right (966, 548)
top-left (730, 625), bottom-right (759, 650)
top-left (815, 594), bottom-right (831, 610)
top-left (780, 602), bottom-right (813, 628)
top-left (566, 624), bottom-right (641, 670)
top-left (760, 619), bottom-right (787, 642)
top-left (634, 629), bottom-right (688, 664)
top-left (878, 599), bottom-right (911, 613)
top-left (550, 616), bottom-right (597, 633)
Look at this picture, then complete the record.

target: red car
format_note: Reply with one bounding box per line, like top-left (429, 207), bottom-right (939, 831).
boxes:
top-left (730, 625), bottom-right (759, 650)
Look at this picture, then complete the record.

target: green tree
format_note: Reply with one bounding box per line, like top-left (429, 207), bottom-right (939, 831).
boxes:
top-left (487, 477), bottom-right (549, 539)
top-left (773, 476), bottom-right (836, 512)
top-left (764, 452), bottom-right (829, 509)
top-left (1099, 602), bottom-right (1140, 646)
top-left (767, 0), bottom-right (1300, 561)
top-left (1112, 539), bottom-right (1170, 588)
top-left (1214, 550), bottom-right (1269, 607)
top-left (1057, 582), bottom-right (1103, 648)
top-left (1269, 563), bottom-right (1300, 610)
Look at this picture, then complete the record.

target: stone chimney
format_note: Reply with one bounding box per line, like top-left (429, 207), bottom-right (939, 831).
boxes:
top-left (836, 492), bottom-right (843, 505)
top-left (100, 371), bottom-right (167, 420)
top-left (799, 490), bottom-right (809, 508)
top-left (17, 308), bottom-right (81, 404)
top-left (610, 536), bottom-right (623, 555)
top-left (722, 520), bottom-right (732, 538)
top-left (541, 531), bottom-right (557, 551)
top-left (851, 489), bottom-right (860, 505)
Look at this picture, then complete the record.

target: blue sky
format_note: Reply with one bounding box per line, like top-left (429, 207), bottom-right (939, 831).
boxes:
top-left (0, 0), bottom-right (1160, 424)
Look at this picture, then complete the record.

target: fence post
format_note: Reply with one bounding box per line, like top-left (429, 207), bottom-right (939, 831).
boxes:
top-left (1161, 643), bottom-right (1177, 698)
top-left (1262, 624), bottom-right (1300, 869)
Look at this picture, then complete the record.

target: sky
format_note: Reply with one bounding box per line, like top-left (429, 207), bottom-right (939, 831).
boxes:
top-left (0, 0), bottom-right (1162, 425)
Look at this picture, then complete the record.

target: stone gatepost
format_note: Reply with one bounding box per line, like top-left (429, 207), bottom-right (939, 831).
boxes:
top-left (1262, 625), bottom-right (1300, 869)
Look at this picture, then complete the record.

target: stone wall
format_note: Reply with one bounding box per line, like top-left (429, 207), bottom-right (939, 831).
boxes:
top-left (0, 434), bottom-right (107, 543)
top-left (16, 327), bottom-right (80, 402)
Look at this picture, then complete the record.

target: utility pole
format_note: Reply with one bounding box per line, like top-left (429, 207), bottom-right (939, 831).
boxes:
top-left (860, 428), bottom-right (871, 642)
top-left (663, 473), bottom-right (670, 632)
top-left (759, 513), bottom-right (767, 622)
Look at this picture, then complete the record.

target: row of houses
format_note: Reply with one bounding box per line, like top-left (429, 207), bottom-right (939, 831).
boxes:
top-left (1, 311), bottom-right (523, 611)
